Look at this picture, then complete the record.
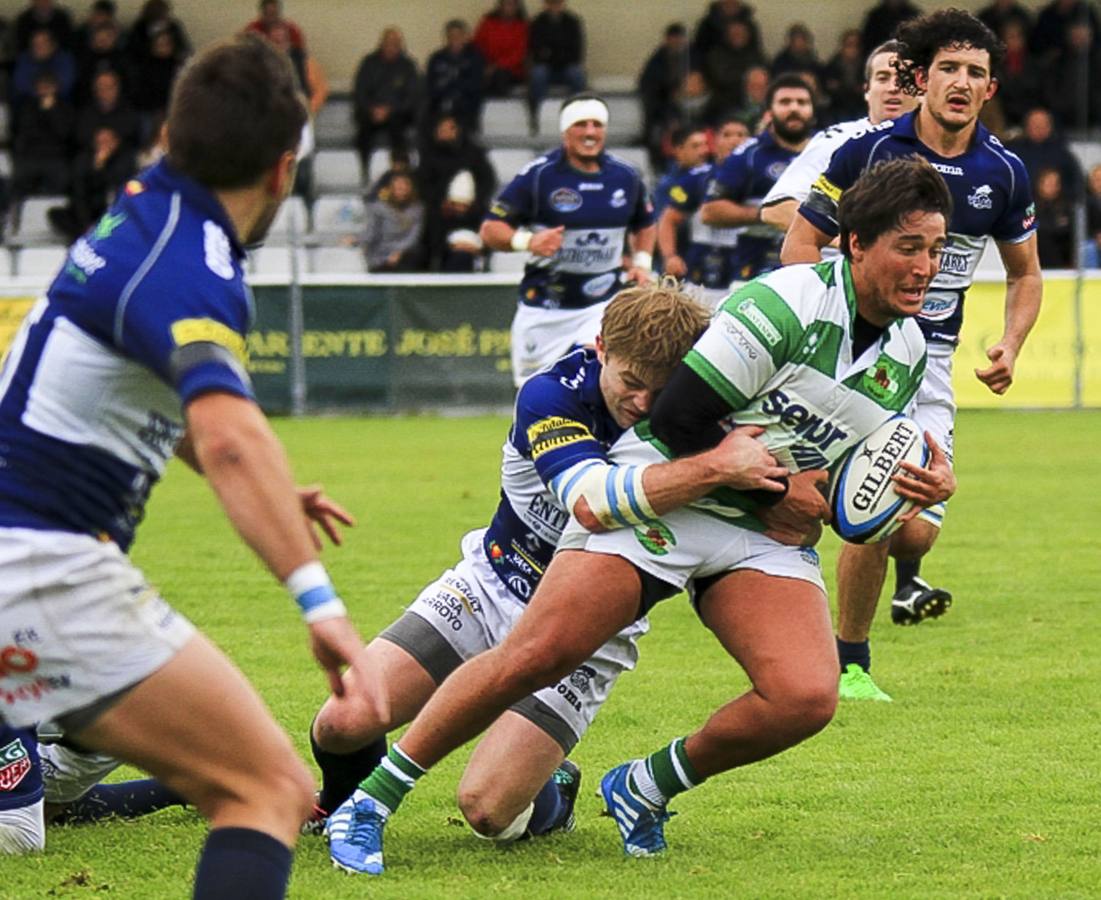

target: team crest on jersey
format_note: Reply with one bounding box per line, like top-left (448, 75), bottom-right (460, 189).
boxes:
top-left (635, 520), bottom-right (676, 556)
top-left (767, 161), bottom-right (790, 181)
top-left (551, 188), bottom-right (583, 212)
top-left (968, 184), bottom-right (993, 210)
top-left (0, 739), bottom-right (32, 792)
top-left (862, 356), bottom-right (903, 402)
top-left (609, 188), bottom-right (627, 208)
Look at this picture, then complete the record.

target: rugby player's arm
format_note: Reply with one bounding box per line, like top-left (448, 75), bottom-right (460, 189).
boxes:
top-left (700, 197), bottom-right (759, 227)
top-left (759, 198), bottom-right (798, 231)
top-left (657, 206), bottom-right (687, 273)
top-left (780, 211), bottom-right (832, 264)
top-left (977, 235), bottom-right (1043, 395)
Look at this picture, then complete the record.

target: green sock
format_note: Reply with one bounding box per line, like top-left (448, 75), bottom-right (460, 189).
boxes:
top-left (358, 743), bottom-right (426, 814)
top-left (630, 737), bottom-right (704, 806)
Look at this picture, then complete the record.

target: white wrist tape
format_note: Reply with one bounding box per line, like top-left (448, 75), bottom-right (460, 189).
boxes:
top-left (285, 561), bottom-right (347, 623)
top-left (551, 460), bottom-right (657, 530)
top-left (510, 228), bottom-right (533, 252)
top-left (631, 251), bottom-right (653, 271)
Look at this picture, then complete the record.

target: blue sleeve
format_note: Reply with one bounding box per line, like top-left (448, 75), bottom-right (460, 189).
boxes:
top-left (117, 260), bottom-right (254, 407)
top-left (706, 151), bottom-right (750, 203)
top-left (992, 157), bottom-right (1037, 244)
top-left (796, 138), bottom-right (864, 237)
top-left (665, 170), bottom-right (700, 213)
top-left (512, 374), bottom-right (609, 486)
top-left (630, 176), bottom-right (657, 230)
top-left (485, 166), bottom-right (536, 226)
top-left (0, 725), bottom-right (43, 810)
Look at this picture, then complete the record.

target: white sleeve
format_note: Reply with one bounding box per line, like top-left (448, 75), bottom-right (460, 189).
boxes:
top-left (762, 119), bottom-right (869, 207)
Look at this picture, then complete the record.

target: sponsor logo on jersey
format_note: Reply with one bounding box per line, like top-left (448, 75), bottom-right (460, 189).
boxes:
top-left (124, 179), bottom-right (145, 195)
top-left (67, 238), bottom-right (107, 282)
top-left (862, 356), bottom-right (903, 402)
top-left (137, 410), bottom-right (185, 459)
top-left (579, 182), bottom-right (604, 191)
top-left (490, 202), bottom-right (510, 218)
top-left (635, 520), bottom-right (676, 556)
top-left (812, 174), bottom-right (842, 202)
top-left (610, 188), bottom-right (627, 208)
top-left (720, 316), bottom-right (759, 360)
top-left (170, 318), bottom-right (248, 363)
top-left (93, 211), bottom-right (127, 241)
top-left (938, 250), bottom-right (970, 275)
top-left (527, 494), bottom-right (569, 533)
top-left (582, 271), bottom-right (618, 298)
top-left (528, 416), bottom-right (594, 460)
top-left (968, 184), bottom-right (993, 210)
top-left (799, 547), bottom-right (820, 567)
top-left (203, 220), bottom-right (235, 280)
top-left (760, 389), bottom-right (850, 451)
top-left (0, 738), bottom-right (32, 792)
top-left (669, 185), bottom-right (688, 204)
top-left (507, 575), bottom-right (533, 599)
top-left (551, 188), bottom-right (583, 212)
top-left (736, 299), bottom-right (782, 346)
top-left (0, 644), bottom-right (38, 678)
top-left (919, 292), bottom-right (958, 320)
top-left (930, 163), bottom-right (964, 176)
top-left (1022, 202), bottom-right (1036, 231)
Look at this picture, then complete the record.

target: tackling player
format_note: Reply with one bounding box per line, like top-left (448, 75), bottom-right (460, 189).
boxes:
top-left (324, 157), bottom-right (957, 872)
top-left (479, 92), bottom-right (657, 387)
top-left (318, 283), bottom-right (787, 867)
top-left (782, 9), bottom-right (1042, 701)
top-left (0, 36), bottom-right (361, 898)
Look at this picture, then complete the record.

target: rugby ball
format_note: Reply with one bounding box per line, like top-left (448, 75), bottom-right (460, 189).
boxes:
top-left (829, 416), bottom-right (929, 544)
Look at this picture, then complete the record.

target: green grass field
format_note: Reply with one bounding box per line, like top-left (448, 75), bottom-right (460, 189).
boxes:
top-left (4, 410), bottom-right (1099, 899)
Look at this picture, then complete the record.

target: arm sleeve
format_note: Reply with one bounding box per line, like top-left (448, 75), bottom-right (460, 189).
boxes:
top-left (762, 129), bottom-right (834, 206)
top-left (795, 138), bottom-right (863, 237)
top-left (992, 157), bottom-right (1038, 244)
top-left (706, 151), bottom-right (749, 203)
top-left (513, 376), bottom-right (610, 487)
top-left (629, 177), bottom-right (657, 230)
top-left (484, 168), bottom-right (535, 226)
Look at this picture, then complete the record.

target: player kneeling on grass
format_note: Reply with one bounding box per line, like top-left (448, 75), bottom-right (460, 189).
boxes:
top-left (314, 281), bottom-right (789, 864)
top-left (325, 156), bottom-right (957, 872)
top-left (1, 723), bottom-right (186, 854)
top-left (0, 35), bottom-right (362, 899)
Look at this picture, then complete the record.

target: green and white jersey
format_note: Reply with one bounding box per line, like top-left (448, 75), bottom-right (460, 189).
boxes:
top-left (620, 255), bottom-right (928, 530)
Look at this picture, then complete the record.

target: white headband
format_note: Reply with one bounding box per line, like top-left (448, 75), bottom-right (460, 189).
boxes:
top-left (559, 98), bottom-right (609, 132)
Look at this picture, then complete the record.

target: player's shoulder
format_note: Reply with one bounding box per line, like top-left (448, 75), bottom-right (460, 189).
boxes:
top-left (517, 348), bottom-right (599, 418)
top-left (976, 129), bottom-right (1030, 180)
top-left (603, 151), bottom-right (647, 182)
top-left (514, 151), bottom-right (556, 181)
top-left (730, 136), bottom-right (760, 159)
top-left (888, 316), bottom-right (928, 364)
top-left (816, 116), bottom-right (876, 147)
top-left (750, 261), bottom-right (841, 323)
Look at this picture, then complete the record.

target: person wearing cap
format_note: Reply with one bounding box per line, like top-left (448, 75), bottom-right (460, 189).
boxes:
top-left (479, 92), bottom-right (657, 387)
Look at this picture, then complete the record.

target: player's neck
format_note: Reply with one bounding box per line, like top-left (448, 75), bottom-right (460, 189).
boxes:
top-left (213, 186), bottom-right (264, 246)
top-left (914, 106), bottom-right (977, 158)
top-left (565, 152), bottom-right (601, 174)
top-left (769, 127), bottom-right (810, 155)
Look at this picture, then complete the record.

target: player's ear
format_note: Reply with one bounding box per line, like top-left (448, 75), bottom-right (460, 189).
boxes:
top-left (985, 77), bottom-right (998, 101)
top-left (914, 66), bottom-right (929, 92)
top-left (594, 334), bottom-right (606, 362)
top-left (267, 149), bottom-right (297, 197)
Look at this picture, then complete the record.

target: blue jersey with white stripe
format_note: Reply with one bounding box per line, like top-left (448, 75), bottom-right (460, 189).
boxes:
top-left (798, 110), bottom-right (1036, 345)
top-left (486, 148), bottom-right (655, 310)
top-left (0, 724), bottom-right (42, 811)
top-left (705, 131), bottom-right (799, 281)
top-left (0, 160), bottom-right (254, 551)
top-left (483, 349), bottom-right (623, 602)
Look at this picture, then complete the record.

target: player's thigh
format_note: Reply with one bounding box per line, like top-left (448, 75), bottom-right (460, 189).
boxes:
top-left (698, 569), bottom-right (836, 699)
top-left (458, 711), bottom-right (565, 821)
top-left (72, 632), bottom-right (311, 818)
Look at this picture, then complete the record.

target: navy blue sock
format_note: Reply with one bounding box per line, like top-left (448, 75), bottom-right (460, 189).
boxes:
top-left (192, 827), bottom-right (291, 900)
top-left (837, 637), bottom-right (871, 673)
top-left (526, 775), bottom-right (565, 836)
top-left (895, 559), bottom-right (921, 593)
top-left (310, 725), bottom-right (387, 814)
top-left (52, 779), bottom-right (185, 825)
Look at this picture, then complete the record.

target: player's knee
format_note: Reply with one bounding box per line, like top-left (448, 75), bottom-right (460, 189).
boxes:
top-left (0, 815), bottom-right (46, 855)
top-left (315, 690), bottom-right (393, 753)
top-left (890, 519), bottom-right (939, 560)
top-left (455, 784), bottom-right (507, 837)
top-left (781, 681), bottom-right (838, 738)
top-left (257, 755), bottom-right (315, 825)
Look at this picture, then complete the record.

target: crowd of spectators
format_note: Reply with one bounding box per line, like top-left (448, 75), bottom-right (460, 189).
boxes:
top-left (0, 0), bottom-right (1098, 270)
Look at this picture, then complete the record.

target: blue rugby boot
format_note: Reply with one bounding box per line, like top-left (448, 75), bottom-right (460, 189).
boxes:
top-left (600, 762), bottom-right (672, 857)
top-left (326, 789), bottom-right (387, 875)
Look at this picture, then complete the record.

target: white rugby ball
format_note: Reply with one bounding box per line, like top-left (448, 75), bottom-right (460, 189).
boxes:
top-left (829, 416), bottom-right (929, 544)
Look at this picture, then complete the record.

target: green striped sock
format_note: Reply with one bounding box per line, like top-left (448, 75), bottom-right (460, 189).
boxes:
top-left (358, 744), bottom-right (426, 814)
top-left (635, 737), bottom-right (703, 804)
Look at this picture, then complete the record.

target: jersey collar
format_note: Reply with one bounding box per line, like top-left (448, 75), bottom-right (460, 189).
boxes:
top-left (143, 160), bottom-right (247, 260)
top-left (894, 108), bottom-right (989, 153)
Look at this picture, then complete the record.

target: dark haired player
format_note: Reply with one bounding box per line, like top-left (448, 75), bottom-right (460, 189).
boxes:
top-left (783, 8), bottom-right (1042, 701)
top-left (0, 35), bottom-right (362, 898)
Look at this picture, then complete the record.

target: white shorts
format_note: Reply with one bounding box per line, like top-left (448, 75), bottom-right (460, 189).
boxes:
top-left (37, 741), bottom-right (119, 805)
top-left (0, 529), bottom-right (195, 730)
top-left (380, 529), bottom-right (648, 752)
top-left (510, 301), bottom-right (609, 387)
top-left (909, 342), bottom-right (955, 529)
top-left (0, 799), bottom-right (44, 854)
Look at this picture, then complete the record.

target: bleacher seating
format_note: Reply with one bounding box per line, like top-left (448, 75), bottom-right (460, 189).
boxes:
top-left (313, 149), bottom-right (362, 193)
top-left (1071, 140), bottom-right (1101, 175)
top-left (482, 98), bottom-right (530, 144)
top-left (0, 248), bottom-right (13, 277)
top-left (488, 148), bottom-right (535, 186)
top-left (13, 245), bottom-right (67, 278)
top-left (607, 146), bottom-right (651, 181)
top-left (312, 194), bottom-right (365, 239)
top-left (310, 246), bottom-right (365, 274)
top-left (0, 149), bottom-right (11, 178)
top-left (313, 97), bottom-right (355, 148)
top-left (267, 196), bottom-right (309, 242)
top-left (248, 245), bottom-right (309, 278)
top-left (10, 197), bottom-right (67, 245)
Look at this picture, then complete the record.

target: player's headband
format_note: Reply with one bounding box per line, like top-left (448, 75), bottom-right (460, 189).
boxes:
top-left (559, 98), bottom-right (609, 132)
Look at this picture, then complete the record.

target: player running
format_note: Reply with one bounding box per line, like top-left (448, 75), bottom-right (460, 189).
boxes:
top-left (316, 283), bottom-right (787, 865)
top-left (0, 36), bottom-right (361, 898)
top-left (782, 9), bottom-right (1042, 701)
top-left (326, 156), bottom-right (957, 872)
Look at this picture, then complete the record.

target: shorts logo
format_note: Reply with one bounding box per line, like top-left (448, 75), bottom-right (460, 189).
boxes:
top-left (1022, 202), bottom-right (1036, 230)
top-left (527, 417), bottom-right (594, 459)
top-left (0, 645), bottom-right (38, 678)
top-left (550, 188), bottom-right (583, 212)
top-left (569, 664), bottom-right (596, 693)
top-left (799, 547), bottom-right (820, 567)
top-left (635, 521), bottom-right (676, 556)
top-left (0, 739), bottom-right (32, 792)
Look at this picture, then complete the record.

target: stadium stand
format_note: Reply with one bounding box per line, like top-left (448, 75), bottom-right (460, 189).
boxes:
top-left (12, 245), bottom-right (67, 278)
top-left (487, 148), bottom-right (535, 185)
top-left (313, 149), bottom-right (363, 193)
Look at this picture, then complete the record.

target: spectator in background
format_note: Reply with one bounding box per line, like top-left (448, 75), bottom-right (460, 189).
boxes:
top-left (732, 64), bottom-right (769, 130)
top-left (425, 19), bottom-right (485, 133)
top-left (709, 112), bottom-right (750, 162)
top-left (365, 146), bottom-right (413, 200)
top-left (353, 27), bottom-right (419, 164)
top-left (772, 23), bottom-right (821, 82)
top-left (266, 20), bottom-right (326, 116)
top-left (994, 19), bottom-right (1039, 128)
top-left (127, 0), bottom-right (190, 69)
top-left (860, 0), bottom-right (921, 53)
top-left (1041, 18), bottom-right (1101, 129)
top-left (14, 0), bottom-right (72, 54)
top-left (74, 22), bottom-right (127, 105)
top-left (12, 28), bottom-right (75, 104)
top-left (702, 21), bottom-right (766, 124)
top-left (245, 0), bottom-right (306, 50)
top-left (77, 67), bottom-right (139, 154)
top-left (48, 124), bottom-right (135, 241)
top-left (1008, 110), bottom-right (1083, 193)
top-left (821, 28), bottom-right (866, 123)
top-left (12, 72), bottom-right (73, 198)
top-left (473, 0), bottom-right (528, 97)
top-left (129, 23), bottom-right (185, 128)
top-left (434, 170), bottom-right (488, 272)
top-left (692, 0), bottom-right (762, 62)
top-left (527, 0), bottom-right (586, 121)
top-left (1033, 167), bottom-right (1075, 267)
top-left (1032, 0), bottom-right (1100, 63)
top-left (360, 171), bottom-right (425, 272)
top-left (652, 124), bottom-right (709, 217)
top-left (638, 23), bottom-right (695, 172)
top-left (74, 1), bottom-right (125, 56)
top-left (1082, 164), bottom-right (1101, 267)
top-left (977, 0), bottom-right (1033, 38)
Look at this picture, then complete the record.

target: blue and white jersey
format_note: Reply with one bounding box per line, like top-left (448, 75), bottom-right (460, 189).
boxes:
top-left (0, 160), bottom-right (254, 551)
top-left (798, 110), bottom-right (1036, 345)
top-left (486, 148), bottom-right (655, 310)
top-left (483, 348), bottom-right (624, 602)
top-left (665, 161), bottom-right (742, 289)
top-left (0, 724), bottom-right (42, 811)
top-left (705, 131), bottom-right (799, 281)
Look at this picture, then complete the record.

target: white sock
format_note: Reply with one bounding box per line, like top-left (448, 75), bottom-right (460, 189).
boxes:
top-left (627, 758), bottom-right (666, 810)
